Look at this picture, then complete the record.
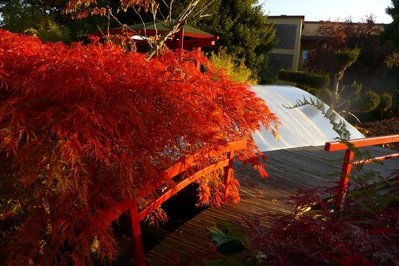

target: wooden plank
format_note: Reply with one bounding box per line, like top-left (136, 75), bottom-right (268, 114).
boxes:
top-left (146, 145), bottom-right (398, 264)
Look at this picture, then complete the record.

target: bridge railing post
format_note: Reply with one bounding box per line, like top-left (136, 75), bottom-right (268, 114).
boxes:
top-left (325, 134), bottom-right (399, 212)
top-left (129, 197), bottom-right (146, 266)
top-left (223, 151), bottom-right (235, 202)
top-left (335, 149), bottom-right (354, 211)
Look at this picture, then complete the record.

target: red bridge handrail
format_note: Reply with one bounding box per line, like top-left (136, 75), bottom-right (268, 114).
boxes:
top-left (91, 140), bottom-right (247, 266)
top-left (324, 134), bottom-right (399, 210)
top-left (325, 134), bottom-right (399, 151)
top-left (139, 140), bottom-right (247, 197)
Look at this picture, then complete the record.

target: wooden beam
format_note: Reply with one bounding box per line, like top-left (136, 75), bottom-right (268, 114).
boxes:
top-left (325, 134), bottom-right (399, 151)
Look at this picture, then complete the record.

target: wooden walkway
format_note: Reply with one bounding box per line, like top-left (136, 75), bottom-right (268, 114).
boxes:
top-left (145, 145), bottom-right (398, 265)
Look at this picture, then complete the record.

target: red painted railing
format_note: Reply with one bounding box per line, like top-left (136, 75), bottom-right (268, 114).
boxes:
top-left (91, 140), bottom-right (247, 265)
top-left (325, 134), bottom-right (399, 210)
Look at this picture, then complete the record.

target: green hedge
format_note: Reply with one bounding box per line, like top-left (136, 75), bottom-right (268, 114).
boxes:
top-left (278, 69), bottom-right (330, 90)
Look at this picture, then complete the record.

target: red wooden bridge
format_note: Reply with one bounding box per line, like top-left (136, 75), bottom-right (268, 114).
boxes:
top-left (109, 135), bottom-right (399, 265)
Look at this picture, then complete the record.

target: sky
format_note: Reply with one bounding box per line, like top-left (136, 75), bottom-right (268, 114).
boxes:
top-left (262, 0), bottom-right (393, 24)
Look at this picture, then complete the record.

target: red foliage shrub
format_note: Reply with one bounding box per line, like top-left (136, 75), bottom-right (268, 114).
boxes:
top-left (0, 30), bottom-right (278, 265)
top-left (238, 174), bottom-right (399, 266)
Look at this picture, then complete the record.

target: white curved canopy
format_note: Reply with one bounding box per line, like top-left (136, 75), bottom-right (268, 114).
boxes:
top-left (252, 85), bottom-right (364, 151)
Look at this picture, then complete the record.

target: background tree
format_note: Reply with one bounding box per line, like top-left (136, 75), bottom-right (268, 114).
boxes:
top-left (0, 0), bottom-right (106, 42)
top-left (306, 17), bottom-right (389, 91)
top-left (171, 0), bottom-right (275, 83)
top-left (330, 48), bottom-right (360, 108)
top-left (304, 18), bottom-right (396, 121)
top-left (384, 0), bottom-right (399, 116)
top-left (0, 0), bottom-right (72, 42)
top-left (385, 0), bottom-right (399, 49)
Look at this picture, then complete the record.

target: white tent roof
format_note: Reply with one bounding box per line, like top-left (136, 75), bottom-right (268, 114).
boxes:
top-left (252, 85), bottom-right (364, 151)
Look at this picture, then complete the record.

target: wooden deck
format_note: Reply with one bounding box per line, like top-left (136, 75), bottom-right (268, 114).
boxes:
top-left (145, 145), bottom-right (398, 265)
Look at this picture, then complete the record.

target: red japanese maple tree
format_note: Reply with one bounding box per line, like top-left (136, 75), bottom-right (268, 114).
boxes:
top-left (0, 30), bottom-right (278, 265)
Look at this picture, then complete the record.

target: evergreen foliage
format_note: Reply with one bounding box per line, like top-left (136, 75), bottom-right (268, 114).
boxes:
top-left (375, 92), bottom-right (394, 119)
top-left (0, 0), bottom-right (106, 42)
top-left (351, 91), bottom-right (381, 113)
top-left (385, 52), bottom-right (399, 68)
top-left (174, 0), bottom-right (275, 83)
top-left (385, 0), bottom-right (399, 49)
top-left (278, 69), bottom-right (330, 92)
top-left (334, 48), bottom-right (360, 70)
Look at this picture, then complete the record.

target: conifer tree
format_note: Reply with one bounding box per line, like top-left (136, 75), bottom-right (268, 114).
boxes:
top-left (172, 0), bottom-right (275, 83)
top-left (385, 0), bottom-right (399, 49)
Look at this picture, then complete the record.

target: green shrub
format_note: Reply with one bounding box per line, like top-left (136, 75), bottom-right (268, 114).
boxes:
top-left (340, 82), bottom-right (362, 99)
top-left (385, 52), bottom-right (399, 69)
top-left (25, 17), bottom-right (72, 43)
top-left (378, 92), bottom-right (393, 112)
top-left (351, 91), bottom-right (381, 113)
top-left (374, 92), bottom-right (393, 119)
top-left (278, 69), bottom-right (330, 91)
top-left (209, 48), bottom-right (255, 84)
top-left (334, 48), bottom-right (360, 70)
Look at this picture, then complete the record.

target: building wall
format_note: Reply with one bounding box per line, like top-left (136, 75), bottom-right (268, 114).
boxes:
top-left (268, 16), bottom-right (304, 78)
top-left (300, 21), bottom-right (322, 66)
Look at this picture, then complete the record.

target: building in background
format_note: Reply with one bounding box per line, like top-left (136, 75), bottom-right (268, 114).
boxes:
top-left (267, 16), bottom-right (385, 81)
top-left (267, 16), bottom-right (304, 78)
top-left (299, 21), bottom-right (322, 64)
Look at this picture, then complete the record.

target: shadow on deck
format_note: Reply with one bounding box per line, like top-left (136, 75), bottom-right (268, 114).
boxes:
top-left (144, 145), bottom-right (398, 265)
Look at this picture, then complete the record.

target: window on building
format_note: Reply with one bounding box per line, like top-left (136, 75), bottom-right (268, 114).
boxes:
top-left (268, 53), bottom-right (294, 77)
top-left (275, 24), bottom-right (297, 50)
top-left (301, 49), bottom-right (309, 62)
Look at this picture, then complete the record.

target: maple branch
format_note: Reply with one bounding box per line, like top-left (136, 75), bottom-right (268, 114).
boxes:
top-left (168, 0), bottom-right (174, 22)
top-left (109, 8), bottom-right (154, 48)
top-left (192, 0), bottom-right (214, 21)
top-left (132, 6), bottom-right (150, 41)
top-left (146, 0), bottom-right (202, 60)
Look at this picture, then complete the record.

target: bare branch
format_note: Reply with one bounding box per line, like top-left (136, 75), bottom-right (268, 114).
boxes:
top-left (106, 3), bottom-right (111, 41)
top-left (192, 0), bottom-right (215, 21)
top-left (96, 25), bottom-right (107, 38)
top-left (168, 0), bottom-right (174, 22)
top-left (131, 6), bottom-right (153, 47)
top-left (147, 0), bottom-right (202, 59)
top-left (198, 13), bottom-right (212, 19)
top-left (109, 10), bottom-right (141, 36)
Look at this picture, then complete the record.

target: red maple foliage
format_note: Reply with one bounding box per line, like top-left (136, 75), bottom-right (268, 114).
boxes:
top-left (0, 30), bottom-right (278, 265)
top-left (238, 173), bottom-right (399, 265)
top-left (65, 0), bottom-right (155, 19)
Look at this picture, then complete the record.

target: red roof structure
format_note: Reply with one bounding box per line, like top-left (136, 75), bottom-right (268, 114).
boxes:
top-left (100, 20), bottom-right (218, 51)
